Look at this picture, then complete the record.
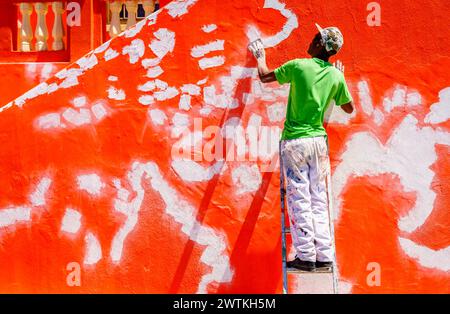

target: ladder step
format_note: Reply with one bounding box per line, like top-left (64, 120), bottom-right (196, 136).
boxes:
top-left (287, 267), bottom-right (333, 274)
top-left (282, 228), bottom-right (290, 234)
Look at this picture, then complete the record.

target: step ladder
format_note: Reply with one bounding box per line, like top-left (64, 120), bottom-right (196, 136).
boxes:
top-left (279, 146), bottom-right (339, 294)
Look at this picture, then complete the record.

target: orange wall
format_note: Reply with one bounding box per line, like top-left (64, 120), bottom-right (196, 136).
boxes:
top-left (0, 0), bottom-right (449, 293)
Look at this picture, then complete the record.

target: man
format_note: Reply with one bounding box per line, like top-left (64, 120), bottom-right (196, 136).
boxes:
top-left (249, 24), bottom-right (354, 272)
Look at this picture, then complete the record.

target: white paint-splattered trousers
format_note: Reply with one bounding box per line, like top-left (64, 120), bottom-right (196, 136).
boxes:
top-left (280, 136), bottom-right (333, 262)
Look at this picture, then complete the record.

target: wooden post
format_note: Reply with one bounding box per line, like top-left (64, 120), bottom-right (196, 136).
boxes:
top-left (125, 1), bottom-right (138, 28)
top-left (19, 3), bottom-right (33, 52)
top-left (142, 0), bottom-right (155, 16)
top-left (109, 1), bottom-right (122, 38)
top-left (34, 2), bottom-right (49, 51)
top-left (52, 2), bottom-right (65, 50)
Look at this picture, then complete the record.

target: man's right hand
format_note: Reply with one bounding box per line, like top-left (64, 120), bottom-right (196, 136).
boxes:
top-left (248, 39), bottom-right (266, 61)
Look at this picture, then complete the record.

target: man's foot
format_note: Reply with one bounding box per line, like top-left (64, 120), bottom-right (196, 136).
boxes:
top-left (315, 261), bottom-right (333, 270)
top-left (287, 258), bottom-right (315, 272)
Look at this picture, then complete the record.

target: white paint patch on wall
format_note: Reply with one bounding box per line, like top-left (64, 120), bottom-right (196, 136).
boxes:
top-left (122, 39), bottom-right (145, 64)
top-left (424, 87), bottom-right (450, 124)
top-left (165, 0), bottom-right (199, 18)
top-left (149, 28), bottom-right (175, 59)
top-left (29, 177), bottom-right (52, 207)
top-left (202, 24), bottom-right (217, 33)
top-left (149, 109), bottom-right (168, 126)
top-left (72, 96), bottom-right (87, 108)
top-left (62, 108), bottom-right (92, 126)
top-left (267, 103), bottom-right (286, 122)
top-left (138, 81), bottom-right (156, 92)
top-left (76, 53), bottom-right (98, 71)
top-left (199, 56), bottom-right (225, 70)
top-left (399, 237), bottom-right (450, 271)
top-left (37, 113), bottom-right (62, 129)
top-left (142, 58), bottom-right (161, 69)
top-left (325, 101), bottom-right (356, 125)
top-left (91, 103), bottom-right (108, 121)
top-left (61, 208), bottom-right (82, 234)
top-left (77, 174), bottom-right (105, 196)
top-left (108, 86), bottom-right (126, 100)
top-left (181, 84), bottom-right (201, 96)
top-left (232, 164), bottom-right (262, 195)
top-left (139, 95), bottom-right (155, 106)
top-left (104, 48), bottom-right (120, 61)
top-left (171, 160), bottom-right (223, 182)
top-left (147, 66), bottom-right (164, 78)
top-left (154, 87), bottom-right (179, 101)
top-left (191, 40), bottom-right (225, 58)
top-left (179, 94), bottom-right (192, 111)
top-left (0, 207), bottom-right (31, 228)
top-left (84, 232), bottom-right (102, 265)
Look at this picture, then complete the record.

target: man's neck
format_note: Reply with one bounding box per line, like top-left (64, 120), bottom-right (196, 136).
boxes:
top-left (312, 53), bottom-right (330, 62)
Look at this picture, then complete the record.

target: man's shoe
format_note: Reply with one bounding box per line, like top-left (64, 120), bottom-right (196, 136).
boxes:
top-left (286, 258), bottom-right (315, 272)
top-left (315, 261), bottom-right (333, 270)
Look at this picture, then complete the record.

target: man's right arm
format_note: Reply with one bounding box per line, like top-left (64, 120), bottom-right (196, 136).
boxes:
top-left (248, 39), bottom-right (277, 83)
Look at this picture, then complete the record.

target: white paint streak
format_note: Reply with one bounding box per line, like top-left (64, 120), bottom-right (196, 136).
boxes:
top-left (399, 237), bottom-right (450, 271)
top-left (246, 0), bottom-right (298, 48)
top-left (110, 161), bottom-right (233, 293)
top-left (172, 160), bottom-right (223, 182)
top-left (84, 232), bottom-right (102, 265)
top-left (358, 81), bottom-right (373, 115)
top-left (332, 114), bottom-right (450, 233)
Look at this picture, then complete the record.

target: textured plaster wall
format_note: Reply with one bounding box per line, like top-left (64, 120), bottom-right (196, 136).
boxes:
top-left (0, 0), bottom-right (449, 293)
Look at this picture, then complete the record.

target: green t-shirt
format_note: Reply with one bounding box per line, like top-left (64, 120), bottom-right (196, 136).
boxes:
top-left (274, 57), bottom-right (353, 140)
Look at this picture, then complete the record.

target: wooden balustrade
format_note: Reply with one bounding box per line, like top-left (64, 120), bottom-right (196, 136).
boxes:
top-left (107, 0), bottom-right (159, 39)
top-left (18, 1), bottom-right (66, 52)
top-left (15, 0), bottom-right (161, 52)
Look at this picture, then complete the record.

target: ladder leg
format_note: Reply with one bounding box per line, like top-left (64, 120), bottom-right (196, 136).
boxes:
top-left (325, 152), bottom-right (339, 294)
top-left (279, 141), bottom-right (289, 294)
